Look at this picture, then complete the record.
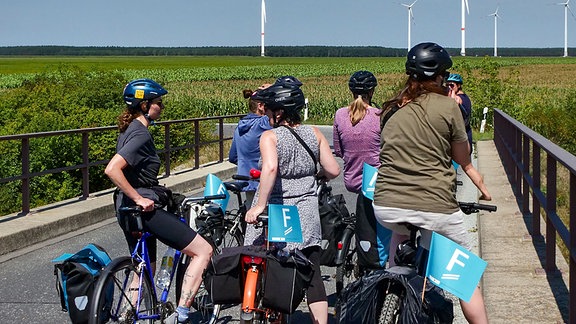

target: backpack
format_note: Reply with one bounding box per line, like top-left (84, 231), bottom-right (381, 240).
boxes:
top-left (52, 243), bottom-right (112, 324)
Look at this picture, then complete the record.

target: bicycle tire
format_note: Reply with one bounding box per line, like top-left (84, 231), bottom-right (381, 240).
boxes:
top-left (89, 256), bottom-right (156, 324)
top-left (335, 241), bottom-right (358, 297)
top-left (377, 290), bottom-right (402, 324)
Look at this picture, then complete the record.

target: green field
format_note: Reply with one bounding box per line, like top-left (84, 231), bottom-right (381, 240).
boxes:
top-left (1, 55), bottom-right (576, 221)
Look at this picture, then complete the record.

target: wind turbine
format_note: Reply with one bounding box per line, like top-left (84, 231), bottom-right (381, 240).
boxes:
top-left (261, 0), bottom-right (267, 57)
top-left (489, 7), bottom-right (501, 57)
top-left (460, 0), bottom-right (470, 56)
top-left (558, 0), bottom-right (575, 57)
top-left (401, 0), bottom-right (418, 51)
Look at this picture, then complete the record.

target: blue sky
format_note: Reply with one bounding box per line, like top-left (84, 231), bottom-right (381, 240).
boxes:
top-left (0, 0), bottom-right (571, 51)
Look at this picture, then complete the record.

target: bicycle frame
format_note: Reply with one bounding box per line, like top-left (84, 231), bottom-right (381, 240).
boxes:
top-left (126, 231), bottom-right (183, 321)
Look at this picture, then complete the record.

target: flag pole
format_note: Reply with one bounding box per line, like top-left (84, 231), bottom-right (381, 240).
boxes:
top-left (421, 276), bottom-right (427, 303)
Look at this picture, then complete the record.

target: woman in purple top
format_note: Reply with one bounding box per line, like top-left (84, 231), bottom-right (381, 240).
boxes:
top-left (333, 70), bottom-right (381, 193)
top-left (333, 71), bottom-right (390, 269)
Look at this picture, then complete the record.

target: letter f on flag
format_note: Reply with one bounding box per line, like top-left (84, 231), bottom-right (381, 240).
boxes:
top-left (425, 232), bottom-right (487, 303)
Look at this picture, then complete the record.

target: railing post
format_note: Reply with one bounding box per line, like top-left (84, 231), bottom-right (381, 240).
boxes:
top-left (570, 173), bottom-right (576, 324)
top-left (82, 133), bottom-right (89, 199)
top-left (21, 138), bottom-right (30, 214)
top-left (546, 155), bottom-right (557, 272)
top-left (522, 134), bottom-right (530, 214)
top-left (532, 143), bottom-right (541, 237)
top-left (514, 128), bottom-right (522, 195)
top-left (219, 118), bottom-right (224, 163)
top-left (164, 124), bottom-right (171, 177)
top-left (194, 120), bottom-right (200, 169)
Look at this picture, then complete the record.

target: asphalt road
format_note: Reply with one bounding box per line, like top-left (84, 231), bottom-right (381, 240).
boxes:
top-left (0, 126), bottom-right (356, 323)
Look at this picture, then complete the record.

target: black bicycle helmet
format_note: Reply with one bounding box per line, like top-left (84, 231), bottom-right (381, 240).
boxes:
top-left (275, 75), bottom-right (303, 87)
top-left (123, 78), bottom-right (168, 108)
top-left (251, 83), bottom-right (306, 113)
top-left (405, 42), bottom-right (453, 79)
top-left (348, 70), bottom-right (378, 94)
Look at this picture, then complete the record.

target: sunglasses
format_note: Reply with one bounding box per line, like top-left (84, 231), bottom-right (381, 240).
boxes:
top-left (151, 100), bottom-right (164, 109)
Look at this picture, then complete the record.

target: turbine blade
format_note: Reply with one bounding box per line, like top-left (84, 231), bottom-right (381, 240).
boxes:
top-left (262, 0), bottom-right (267, 23)
top-left (464, 0), bottom-right (470, 14)
top-left (411, 0), bottom-right (418, 6)
top-left (569, 4), bottom-right (576, 19)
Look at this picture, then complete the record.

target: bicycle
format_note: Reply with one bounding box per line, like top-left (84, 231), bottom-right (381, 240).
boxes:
top-left (88, 193), bottom-right (228, 324)
top-left (337, 202), bottom-right (497, 324)
top-left (316, 177), bottom-right (357, 297)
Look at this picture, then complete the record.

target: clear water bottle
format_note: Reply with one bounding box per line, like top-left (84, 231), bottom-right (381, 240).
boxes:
top-left (156, 247), bottom-right (175, 290)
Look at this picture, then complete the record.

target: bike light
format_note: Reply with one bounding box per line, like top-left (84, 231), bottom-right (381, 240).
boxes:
top-left (242, 255), bottom-right (264, 264)
top-left (337, 241), bottom-right (343, 250)
top-left (249, 168), bottom-right (261, 179)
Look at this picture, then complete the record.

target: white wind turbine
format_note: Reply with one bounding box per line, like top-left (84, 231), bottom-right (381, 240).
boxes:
top-left (261, 0), bottom-right (267, 57)
top-left (558, 0), bottom-right (575, 57)
top-left (489, 7), bottom-right (501, 57)
top-left (460, 0), bottom-right (470, 56)
top-left (401, 0), bottom-right (418, 51)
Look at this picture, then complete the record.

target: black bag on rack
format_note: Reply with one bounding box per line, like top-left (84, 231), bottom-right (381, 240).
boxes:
top-left (318, 191), bottom-right (350, 266)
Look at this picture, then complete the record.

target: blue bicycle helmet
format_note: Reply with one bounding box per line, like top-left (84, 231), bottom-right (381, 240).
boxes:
top-left (405, 42), bottom-right (452, 79)
top-left (447, 73), bottom-right (464, 84)
top-left (349, 70), bottom-right (378, 94)
top-left (275, 75), bottom-right (303, 87)
top-left (123, 78), bottom-right (168, 108)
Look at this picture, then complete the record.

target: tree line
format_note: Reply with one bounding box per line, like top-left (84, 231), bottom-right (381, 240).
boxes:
top-left (0, 45), bottom-right (572, 57)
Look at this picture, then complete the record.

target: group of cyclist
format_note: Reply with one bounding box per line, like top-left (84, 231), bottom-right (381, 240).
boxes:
top-left (107, 41), bottom-right (491, 324)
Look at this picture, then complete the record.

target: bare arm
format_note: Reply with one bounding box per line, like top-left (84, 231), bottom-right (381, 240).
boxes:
top-left (104, 154), bottom-right (155, 211)
top-left (452, 141), bottom-right (492, 201)
top-left (245, 130), bottom-right (278, 223)
top-left (314, 126), bottom-right (341, 179)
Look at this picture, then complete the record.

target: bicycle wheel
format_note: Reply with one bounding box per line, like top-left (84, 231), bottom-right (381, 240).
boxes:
top-left (335, 240), bottom-right (358, 296)
top-left (89, 256), bottom-right (156, 324)
top-left (377, 286), bottom-right (402, 324)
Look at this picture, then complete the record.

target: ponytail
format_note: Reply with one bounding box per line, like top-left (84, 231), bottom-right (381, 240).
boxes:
top-left (349, 94), bottom-right (367, 126)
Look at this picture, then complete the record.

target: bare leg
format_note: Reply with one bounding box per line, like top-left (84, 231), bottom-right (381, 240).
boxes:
top-left (308, 300), bottom-right (328, 324)
top-left (460, 286), bottom-right (488, 324)
top-left (387, 232), bottom-right (409, 267)
top-left (178, 235), bottom-right (213, 307)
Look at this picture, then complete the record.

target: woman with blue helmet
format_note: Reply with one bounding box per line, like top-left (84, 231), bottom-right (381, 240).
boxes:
top-left (447, 73), bottom-right (473, 152)
top-left (105, 78), bottom-right (212, 324)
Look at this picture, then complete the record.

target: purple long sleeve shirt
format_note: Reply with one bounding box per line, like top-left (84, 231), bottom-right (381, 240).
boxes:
top-left (333, 106), bottom-right (381, 193)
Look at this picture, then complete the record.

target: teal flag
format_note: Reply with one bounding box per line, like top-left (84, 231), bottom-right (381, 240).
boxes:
top-left (203, 173), bottom-right (230, 212)
top-left (425, 232), bottom-right (487, 303)
top-left (267, 204), bottom-right (303, 243)
top-left (361, 163), bottom-right (378, 200)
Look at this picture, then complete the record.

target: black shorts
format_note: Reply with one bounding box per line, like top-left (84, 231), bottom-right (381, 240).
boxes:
top-left (115, 191), bottom-right (197, 262)
top-left (301, 246), bottom-right (327, 304)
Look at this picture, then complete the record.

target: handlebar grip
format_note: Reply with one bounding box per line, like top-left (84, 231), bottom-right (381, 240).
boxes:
top-left (475, 203), bottom-right (497, 212)
top-left (205, 194), bottom-right (227, 201)
top-left (232, 174), bottom-right (251, 181)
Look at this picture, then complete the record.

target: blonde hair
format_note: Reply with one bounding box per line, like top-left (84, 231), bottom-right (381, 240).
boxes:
top-left (349, 95), bottom-right (368, 126)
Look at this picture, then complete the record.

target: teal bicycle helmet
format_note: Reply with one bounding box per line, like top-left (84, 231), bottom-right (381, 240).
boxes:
top-left (447, 73), bottom-right (464, 84)
top-left (123, 79), bottom-right (168, 108)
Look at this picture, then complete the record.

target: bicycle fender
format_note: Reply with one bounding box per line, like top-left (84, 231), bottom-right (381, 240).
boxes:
top-left (334, 228), bottom-right (354, 265)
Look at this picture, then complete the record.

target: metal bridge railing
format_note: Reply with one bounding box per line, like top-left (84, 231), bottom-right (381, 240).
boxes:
top-left (494, 108), bottom-right (575, 324)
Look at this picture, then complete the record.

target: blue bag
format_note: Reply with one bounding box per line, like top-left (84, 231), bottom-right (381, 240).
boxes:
top-left (52, 243), bottom-right (112, 324)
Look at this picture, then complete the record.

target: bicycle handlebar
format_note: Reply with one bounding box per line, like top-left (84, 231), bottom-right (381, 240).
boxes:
top-left (458, 202), bottom-right (497, 215)
top-left (182, 194), bottom-right (227, 205)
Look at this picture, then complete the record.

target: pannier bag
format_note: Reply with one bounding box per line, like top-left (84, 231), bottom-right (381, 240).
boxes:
top-left (318, 191), bottom-right (350, 266)
top-left (204, 245), bottom-right (267, 305)
top-left (354, 192), bottom-right (392, 269)
top-left (336, 267), bottom-right (453, 324)
top-left (52, 243), bottom-right (112, 324)
top-left (262, 249), bottom-right (314, 314)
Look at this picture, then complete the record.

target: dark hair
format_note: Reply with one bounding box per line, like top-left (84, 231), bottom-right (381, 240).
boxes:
top-left (242, 89), bottom-right (261, 113)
